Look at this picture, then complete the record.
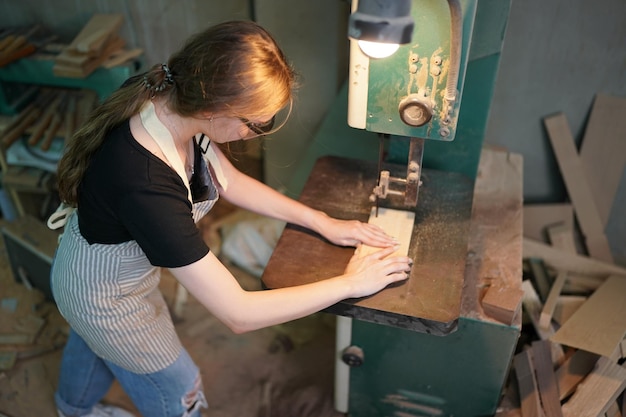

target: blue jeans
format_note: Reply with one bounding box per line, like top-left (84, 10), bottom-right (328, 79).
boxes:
top-left (55, 330), bottom-right (208, 417)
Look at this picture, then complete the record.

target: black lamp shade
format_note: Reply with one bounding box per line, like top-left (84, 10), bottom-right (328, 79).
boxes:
top-left (348, 0), bottom-right (414, 45)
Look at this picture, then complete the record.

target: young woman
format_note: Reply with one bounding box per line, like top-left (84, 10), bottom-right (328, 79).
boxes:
top-left (51, 20), bottom-right (412, 417)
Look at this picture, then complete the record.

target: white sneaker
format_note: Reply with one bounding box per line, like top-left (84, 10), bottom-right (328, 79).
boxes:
top-left (58, 403), bottom-right (136, 417)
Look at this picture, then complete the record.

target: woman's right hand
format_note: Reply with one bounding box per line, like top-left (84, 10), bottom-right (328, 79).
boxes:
top-left (343, 246), bottom-right (413, 299)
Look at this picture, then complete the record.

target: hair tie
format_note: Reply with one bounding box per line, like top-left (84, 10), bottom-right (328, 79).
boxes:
top-left (161, 63), bottom-right (174, 85)
top-left (142, 64), bottom-right (175, 95)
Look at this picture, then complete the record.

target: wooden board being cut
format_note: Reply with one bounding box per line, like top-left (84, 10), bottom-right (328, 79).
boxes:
top-left (551, 275), bottom-right (626, 357)
top-left (355, 207), bottom-right (414, 258)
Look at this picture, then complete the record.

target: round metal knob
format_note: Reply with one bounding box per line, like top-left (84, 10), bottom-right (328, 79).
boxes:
top-left (341, 345), bottom-right (364, 367)
top-left (399, 95), bottom-right (433, 127)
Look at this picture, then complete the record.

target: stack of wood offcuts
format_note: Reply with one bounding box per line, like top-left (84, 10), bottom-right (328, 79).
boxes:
top-left (1, 87), bottom-right (97, 154)
top-left (53, 13), bottom-right (142, 78)
top-left (498, 94), bottom-right (626, 417)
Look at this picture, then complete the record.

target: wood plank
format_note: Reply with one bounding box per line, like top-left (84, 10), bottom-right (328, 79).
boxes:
top-left (101, 47), bottom-right (143, 69)
top-left (540, 272), bottom-right (567, 330)
top-left (541, 223), bottom-right (579, 328)
top-left (53, 36), bottom-right (125, 78)
top-left (604, 400), bottom-right (622, 417)
top-left (543, 113), bottom-right (613, 262)
top-left (466, 148), bottom-right (524, 321)
top-left (562, 357), bottom-right (626, 417)
top-left (523, 238), bottom-right (626, 278)
top-left (523, 203), bottom-right (574, 242)
top-left (552, 295), bottom-right (586, 326)
top-left (482, 283), bottom-right (523, 325)
top-left (555, 349), bottom-right (599, 401)
top-left (67, 14), bottom-right (123, 56)
top-left (547, 223), bottom-right (578, 254)
top-left (355, 207), bottom-right (414, 258)
top-left (532, 340), bottom-right (563, 417)
top-left (514, 349), bottom-right (544, 417)
top-left (579, 94), bottom-right (626, 227)
top-left (529, 258), bottom-right (552, 302)
top-left (551, 276), bottom-right (626, 357)
top-left (522, 280), bottom-right (564, 364)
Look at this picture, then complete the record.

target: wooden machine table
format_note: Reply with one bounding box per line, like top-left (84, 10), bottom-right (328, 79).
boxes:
top-left (262, 155), bottom-right (476, 335)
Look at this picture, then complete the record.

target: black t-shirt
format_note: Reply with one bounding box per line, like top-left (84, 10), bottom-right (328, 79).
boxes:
top-left (77, 121), bottom-right (211, 268)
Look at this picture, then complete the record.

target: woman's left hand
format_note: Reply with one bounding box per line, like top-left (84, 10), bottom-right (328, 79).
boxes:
top-left (320, 216), bottom-right (397, 248)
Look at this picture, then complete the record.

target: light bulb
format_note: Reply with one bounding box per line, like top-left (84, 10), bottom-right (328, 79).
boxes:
top-left (357, 40), bottom-right (400, 59)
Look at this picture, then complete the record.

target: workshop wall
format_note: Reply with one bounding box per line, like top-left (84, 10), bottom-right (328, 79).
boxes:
top-left (0, 0), bottom-right (350, 194)
top-left (484, 0), bottom-right (626, 265)
top-left (0, 0), bottom-right (624, 256)
top-left (484, 0), bottom-right (626, 203)
top-left (0, 0), bottom-right (252, 62)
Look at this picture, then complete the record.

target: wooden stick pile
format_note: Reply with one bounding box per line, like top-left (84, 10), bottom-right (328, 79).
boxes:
top-left (0, 87), bottom-right (97, 162)
top-left (498, 94), bottom-right (626, 416)
top-left (53, 14), bottom-right (142, 78)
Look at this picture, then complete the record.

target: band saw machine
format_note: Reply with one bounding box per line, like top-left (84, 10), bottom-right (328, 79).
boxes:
top-left (262, 1), bottom-right (522, 415)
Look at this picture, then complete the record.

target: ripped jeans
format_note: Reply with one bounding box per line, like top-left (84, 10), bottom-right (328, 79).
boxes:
top-left (55, 330), bottom-right (208, 417)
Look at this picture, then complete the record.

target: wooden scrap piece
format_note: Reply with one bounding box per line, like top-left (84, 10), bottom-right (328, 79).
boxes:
top-left (482, 283), bottom-right (523, 325)
top-left (539, 272), bottom-right (567, 330)
top-left (555, 349), bottom-right (600, 401)
top-left (101, 47), bottom-right (143, 69)
top-left (532, 340), bottom-right (563, 417)
top-left (523, 203), bottom-right (574, 242)
top-left (543, 113), bottom-right (613, 263)
top-left (552, 295), bottom-right (586, 326)
top-left (54, 35), bottom-right (125, 78)
top-left (53, 14), bottom-right (125, 78)
top-left (66, 14), bottom-right (123, 56)
top-left (551, 276), bottom-right (626, 358)
top-left (540, 224), bottom-right (576, 328)
top-left (522, 280), bottom-right (564, 364)
top-left (523, 238), bottom-right (626, 278)
top-left (604, 401), bottom-right (621, 417)
top-left (528, 258), bottom-right (552, 302)
top-left (579, 94), bottom-right (626, 228)
top-left (514, 349), bottom-right (543, 417)
top-left (562, 357), bottom-right (626, 417)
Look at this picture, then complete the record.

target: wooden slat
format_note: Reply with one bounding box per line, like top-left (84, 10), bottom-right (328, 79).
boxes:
top-left (540, 272), bottom-right (567, 330)
top-left (547, 224), bottom-right (578, 254)
top-left (523, 203), bottom-right (574, 242)
top-left (532, 340), bottom-right (563, 417)
top-left (514, 349), bottom-right (543, 417)
top-left (555, 349), bottom-right (599, 401)
top-left (604, 401), bottom-right (622, 417)
top-left (562, 357), bottom-right (626, 417)
top-left (522, 280), bottom-right (564, 364)
top-left (540, 224), bottom-right (579, 328)
top-left (552, 295), bottom-right (586, 326)
top-left (551, 276), bottom-right (626, 357)
top-left (543, 113), bottom-right (613, 262)
top-left (523, 238), bottom-right (626, 278)
top-left (579, 94), bottom-right (626, 228)
top-left (67, 14), bottom-right (123, 56)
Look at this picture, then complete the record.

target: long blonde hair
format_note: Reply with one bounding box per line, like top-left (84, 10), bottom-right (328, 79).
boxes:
top-left (56, 20), bottom-right (297, 206)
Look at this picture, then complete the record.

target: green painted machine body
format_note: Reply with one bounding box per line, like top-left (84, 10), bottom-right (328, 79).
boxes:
top-left (347, 1), bottom-right (517, 416)
top-left (349, 317), bottom-right (520, 416)
top-left (286, 1), bottom-right (516, 416)
top-left (364, 0), bottom-right (476, 142)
